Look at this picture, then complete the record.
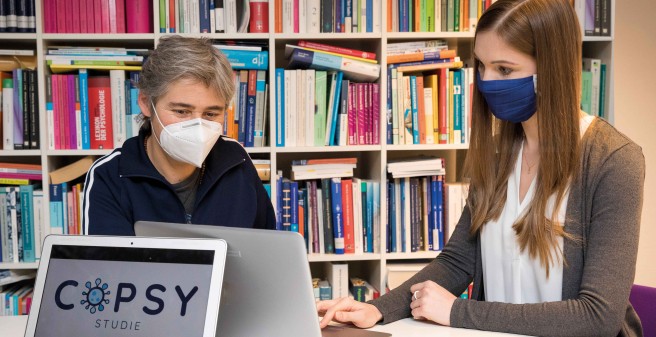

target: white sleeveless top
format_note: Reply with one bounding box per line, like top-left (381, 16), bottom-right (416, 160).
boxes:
top-left (481, 114), bottom-right (595, 304)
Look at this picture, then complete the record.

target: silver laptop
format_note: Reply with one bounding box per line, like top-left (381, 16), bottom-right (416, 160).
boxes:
top-left (25, 235), bottom-right (228, 337)
top-left (135, 221), bottom-right (391, 337)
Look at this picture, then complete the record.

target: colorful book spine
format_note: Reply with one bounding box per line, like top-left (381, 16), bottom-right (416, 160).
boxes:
top-left (19, 185), bottom-right (35, 262)
top-left (330, 177), bottom-right (344, 254)
top-left (221, 49), bottom-right (269, 70)
top-left (314, 71), bottom-right (327, 146)
top-left (290, 181), bottom-right (299, 232)
top-left (281, 179), bottom-right (292, 231)
top-left (275, 68), bottom-right (285, 147)
top-left (320, 178), bottom-right (334, 253)
top-left (245, 70), bottom-right (257, 147)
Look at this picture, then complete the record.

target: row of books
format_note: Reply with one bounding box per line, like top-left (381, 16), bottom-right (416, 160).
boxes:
top-left (0, 185), bottom-right (45, 264)
top-left (275, 69), bottom-right (381, 147)
top-left (0, 0), bottom-right (36, 33)
top-left (388, 64), bottom-right (472, 146)
top-left (45, 71), bottom-right (140, 150)
top-left (43, 0), bottom-right (152, 33)
top-left (0, 162), bottom-right (41, 187)
top-left (276, 173), bottom-right (381, 255)
top-left (576, 0), bottom-right (611, 37)
top-left (0, 280), bottom-right (33, 316)
top-left (387, 0), bottom-right (492, 33)
top-left (215, 44), bottom-right (269, 71)
top-left (159, 0), bottom-right (269, 33)
top-left (1, 69), bottom-right (39, 150)
top-left (581, 58), bottom-right (607, 118)
top-left (275, 0), bottom-right (381, 34)
top-left (224, 69), bottom-right (269, 147)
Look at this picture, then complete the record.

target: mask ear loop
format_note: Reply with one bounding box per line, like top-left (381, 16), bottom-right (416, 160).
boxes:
top-left (149, 99), bottom-right (176, 158)
top-left (532, 74), bottom-right (538, 94)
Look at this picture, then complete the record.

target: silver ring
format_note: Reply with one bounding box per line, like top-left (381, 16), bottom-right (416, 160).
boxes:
top-left (413, 290), bottom-right (419, 301)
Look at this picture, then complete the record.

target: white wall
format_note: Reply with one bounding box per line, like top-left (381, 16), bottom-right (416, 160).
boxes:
top-left (614, 0), bottom-right (656, 286)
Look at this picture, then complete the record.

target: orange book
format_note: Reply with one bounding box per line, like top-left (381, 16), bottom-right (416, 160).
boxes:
top-left (463, 0), bottom-right (470, 31)
top-left (414, 0), bottom-right (420, 32)
top-left (387, 50), bottom-right (457, 64)
top-left (299, 199), bottom-right (305, 237)
top-left (169, 0), bottom-right (176, 32)
top-left (387, 0), bottom-right (392, 32)
top-left (275, 0), bottom-right (283, 33)
top-left (341, 179), bottom-right (355, 254)
top-left (295, 157), bottom-right (358, 165)
top-left (416, 76), bottom-right (426, 144)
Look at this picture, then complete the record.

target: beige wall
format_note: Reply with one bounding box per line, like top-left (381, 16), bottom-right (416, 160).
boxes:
top-left (615, 0), bottom-right (656, 286)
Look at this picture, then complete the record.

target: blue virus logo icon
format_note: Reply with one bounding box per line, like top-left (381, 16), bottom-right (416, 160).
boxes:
top-left (81, 278), bottom-right (111, 314)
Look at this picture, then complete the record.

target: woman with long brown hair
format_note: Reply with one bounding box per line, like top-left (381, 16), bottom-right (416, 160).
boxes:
top-left (317, 0), bottom-right (645, 335)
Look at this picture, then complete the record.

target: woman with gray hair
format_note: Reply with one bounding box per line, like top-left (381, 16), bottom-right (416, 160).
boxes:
top-left (82, 35), bottom-right (276, 235)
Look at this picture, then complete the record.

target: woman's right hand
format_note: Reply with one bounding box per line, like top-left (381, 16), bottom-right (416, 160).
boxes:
top-left (316, 297), bottom-right (383, 329)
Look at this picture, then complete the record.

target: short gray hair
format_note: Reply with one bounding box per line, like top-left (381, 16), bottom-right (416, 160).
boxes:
top-left (138, 35), bottom-right (235, 132)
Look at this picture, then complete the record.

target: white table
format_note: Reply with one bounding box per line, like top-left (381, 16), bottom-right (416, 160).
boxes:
top-left (1, 315), bottom-right (527, 336)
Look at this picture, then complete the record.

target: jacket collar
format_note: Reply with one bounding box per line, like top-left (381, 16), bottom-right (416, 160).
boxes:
top-left (119, 129), bottom-right (248, 188)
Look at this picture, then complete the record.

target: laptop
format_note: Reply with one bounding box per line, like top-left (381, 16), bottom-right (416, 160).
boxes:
top-left (24, 234), bottom-right (228, 337)
top-left (135, 221), bottom-right (391, 337)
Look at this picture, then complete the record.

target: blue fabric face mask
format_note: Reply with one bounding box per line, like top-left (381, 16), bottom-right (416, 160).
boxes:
top-left (476, 72), bottom-right (537, 123)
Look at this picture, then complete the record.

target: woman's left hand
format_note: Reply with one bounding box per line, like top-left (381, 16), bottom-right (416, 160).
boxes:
top-left (409, 281), bottom-right (457, 326)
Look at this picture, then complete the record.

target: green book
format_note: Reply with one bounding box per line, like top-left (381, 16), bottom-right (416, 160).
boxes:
top-left (427, 0), bottom-right (435, 31)
top-left (581, 71), bottom-right (592, 115)
top-left (159, 0), bottom-right (166, 33)
top-left (420, 0), bottom-right (428, 32)
top-left (314, 71), bottom-right (328, 146)
top-left (447, 0), bottom-right (455, 32)
top-left (454, 0), bottom-right (460, 32)
top-left (598, 64), bottom-right (607, 118)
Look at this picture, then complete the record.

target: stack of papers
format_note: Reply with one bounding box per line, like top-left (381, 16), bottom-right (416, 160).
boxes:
top-left (387, 157), bottom-right (445, 178)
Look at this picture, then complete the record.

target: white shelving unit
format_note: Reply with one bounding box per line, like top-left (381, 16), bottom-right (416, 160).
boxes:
top-left (0, 0), bottom-right (615, 297)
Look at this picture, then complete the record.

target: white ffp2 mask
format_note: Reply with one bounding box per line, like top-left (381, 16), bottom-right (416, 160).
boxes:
top-left (150, 100), bottom-right (222, 168)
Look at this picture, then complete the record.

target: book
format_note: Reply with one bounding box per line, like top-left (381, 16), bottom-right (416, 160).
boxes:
top-left (288, 49), bottom-right (380, 82)
top-left (48, 156), bottom-right (95, 185)
top-left (298, 40), bottom-right (377, 60)
top-left (87, 76), bottom-right (113, 149)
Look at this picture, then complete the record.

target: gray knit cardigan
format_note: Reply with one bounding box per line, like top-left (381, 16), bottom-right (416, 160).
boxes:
top-left (370, 118), bottom-right (645, 337)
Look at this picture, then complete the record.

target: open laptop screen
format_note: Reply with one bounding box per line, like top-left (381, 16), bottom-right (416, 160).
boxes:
top-left (33, 244), bottom-right (214, 337)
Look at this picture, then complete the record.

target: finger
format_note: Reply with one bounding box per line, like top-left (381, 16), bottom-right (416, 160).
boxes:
top-left (319, 298), bottom-right (353, 328)
top-left (333, 309), bottom-right (363, 325)
top-left (411, 307), bottom-right (424, 320)
top-left (409, 297), bottom-right (422, 310)
top-left (316, 299), bottom-right (339, 313)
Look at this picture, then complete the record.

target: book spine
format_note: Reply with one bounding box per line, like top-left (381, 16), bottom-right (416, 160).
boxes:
top-left (249, 0), bottom-right (269, 32)
top-left (348, 83), bottom-right (356, 145)
top-left (372, 82), bottom-right (380, 145)
top-left (200, 0), bottom-right (210, 32)
top-left (290, 181), bottom-right (299, 232)
top-left (342, 179), bottom-right (355, 253)
top-left (275, 68), bottom-right (285, 147)
top-left (330, 177), bottom-right (344, 254)
top-left (245, 70), bottom-right (257, 147)
top-left (74, 75), bottom-right (82, 150)
top-left (320, 178), bottom-right (334, 253)
top-left (66, 75), bottom-right (75, 149)
top-left (320, 0), bottom-right (332, 32)
top-left (309, 181), bottom-right (320, 253)
top-left (222, 50), bottom-right (269, 70)
top-left (21, 70), bottom-right (29, 148)
top-left (110, 70), bottom-right (126, 148)
top-left (253, 70), bottom-right (267, 147)
top-left (79, 70), bottom-right (91, 149)
top-left (19, 185), bottom-right (34, 262)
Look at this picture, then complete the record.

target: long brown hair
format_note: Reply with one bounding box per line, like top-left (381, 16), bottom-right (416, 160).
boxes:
top-left (463, 0), bottom-right (582, 276)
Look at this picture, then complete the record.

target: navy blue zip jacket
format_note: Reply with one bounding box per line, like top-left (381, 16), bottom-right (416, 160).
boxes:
top-left (82, 130), bottom-right (276, 235)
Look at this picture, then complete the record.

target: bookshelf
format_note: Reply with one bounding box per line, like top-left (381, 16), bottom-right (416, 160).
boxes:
top-left (0, 0), bottom-right (616, 302)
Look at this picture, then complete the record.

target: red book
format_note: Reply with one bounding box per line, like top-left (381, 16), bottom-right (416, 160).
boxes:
top-left (116, 0), bottom-right (126, 33)
top-left (56, 0), bottom-right (66, 32)
top-left (87, 0), bottom-right (95, 32)
top-left (357, 83), bottom-right (365, 145)
top-left (372, 83), bottom-right (380, 145)
top-left (94, 0), bottom-right (103, 33)
top-left (298, 40), bottom-right (377, 60)
top-left (101, 0), bottom-right (111, 33)
top-left (348, 83), bottom-right (356, 145)
top-left (438, 68), bottom-right (448, 144)
top-left (126, 0), bottom-right (152, 33)
top-left (72, 0), bottom-right (81, 33)
top-left (169, 0), bottom-right (176, 32)
top-left (79, 0), bottom-right (88, 33)
top-left (298, 197), bottom-right (305, 237)
top-left (51, 75), bottom-right (60, 149)
top-left (341, 179), bottom-right (355, 254)
top-left (249, 0), bottom-right (269, 32)
top-left (64, 0), bottom-right (74, 33)
top-left (43, 0), bottom-right (56, 33)
top-left (88, 77), bottom-right (114, 149)
top-left (67, 189), bottom-right (75, 235)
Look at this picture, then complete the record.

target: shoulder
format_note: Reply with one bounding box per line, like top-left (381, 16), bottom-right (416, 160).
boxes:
top-left (88, 149), bottom-right (122, 176)
top-left (582, 118), bottom-right (645, 177)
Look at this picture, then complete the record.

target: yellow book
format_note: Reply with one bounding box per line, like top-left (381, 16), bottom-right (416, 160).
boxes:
top-left (0, 178), bottom-right (29, 185)
top-left (48, 64), bottom-right (142, 74)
